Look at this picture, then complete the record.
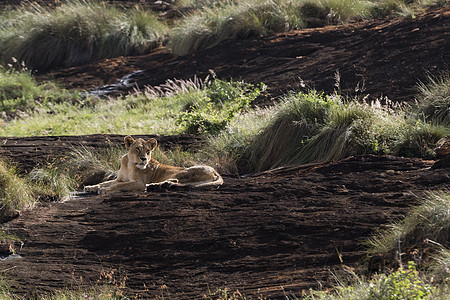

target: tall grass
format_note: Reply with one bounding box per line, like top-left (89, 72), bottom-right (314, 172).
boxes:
top-left (171, 0), bottom-right (449, 56)
top-left (0, 0), bottom-right (446, 67)
top-left (0, 158), bottom-right (35, 222)
top-left (169, 0), bottom-right (290, 56)
top-left (65, 145), bottom-right (122, 187)
top-left (367, 190), bottom-right (450, 263)
top-left (233, 90), bottom-right (448, 173)
top-left (0, 1), bottom-right (166, 70)
top-left (169, 0), bottom-right (374, 56)
top-left (416, 75), bottom-right (450, 127)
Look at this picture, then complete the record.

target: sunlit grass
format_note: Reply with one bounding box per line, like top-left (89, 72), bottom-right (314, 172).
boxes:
top-left (367, 190), bottom-right (450, 259)
top-left (234, 91), bottom-right (448, 173)
top-left (0, 77), bottom-right (261, 137)
top-left (416, 74), bottom-right (450, 127)
top-left (0, 0), bottom-right (166, 70)
top-left (0, 158), bottom-right (35, 222)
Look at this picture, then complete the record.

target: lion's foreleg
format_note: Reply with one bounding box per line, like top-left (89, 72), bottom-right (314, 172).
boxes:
top-left (84, 179), bottom-right (117, 193)
top-left (98, 181), bottom-right (146, 194)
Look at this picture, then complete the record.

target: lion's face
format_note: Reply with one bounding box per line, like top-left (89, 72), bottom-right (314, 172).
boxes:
top-left (124, 136), bottom-right (157, 170)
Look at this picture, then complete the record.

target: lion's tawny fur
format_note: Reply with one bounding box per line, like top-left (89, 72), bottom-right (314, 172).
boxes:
top-left (84, 136), bottom-right (223, 194)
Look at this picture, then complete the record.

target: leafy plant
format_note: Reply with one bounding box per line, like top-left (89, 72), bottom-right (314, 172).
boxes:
top-left (368, 262), bottom-right (432, 300)
top-left (176, 79), bottom-right (264, 135)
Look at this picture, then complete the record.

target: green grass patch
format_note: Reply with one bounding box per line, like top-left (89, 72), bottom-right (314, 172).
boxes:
top-left (0, 0), bottom-right (166, 70)
top-left (0, 65), bottom-right (79, 114)
top-left (0, 76), bottom-right (261, 137)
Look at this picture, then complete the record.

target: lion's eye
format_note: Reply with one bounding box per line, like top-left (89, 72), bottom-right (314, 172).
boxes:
top-left (135, 147), bottom-right (141, 152)
top-left (146, 151), bottom-right (150, 155)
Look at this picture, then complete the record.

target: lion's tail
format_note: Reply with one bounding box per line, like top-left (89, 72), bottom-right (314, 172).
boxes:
top-left (189, 171), bottom-right (223, 188)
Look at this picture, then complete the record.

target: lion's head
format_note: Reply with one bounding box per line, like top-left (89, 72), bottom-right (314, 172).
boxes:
top-left (124, 136), bottom-right (157, 170)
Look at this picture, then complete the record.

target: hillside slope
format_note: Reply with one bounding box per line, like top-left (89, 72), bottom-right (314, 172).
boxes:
top-left (0, 5), bottom-right (449, 299)
top-left (39, 6), bottom-right (450, 103)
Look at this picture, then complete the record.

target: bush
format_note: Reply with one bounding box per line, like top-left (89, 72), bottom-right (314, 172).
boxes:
top-left (306, 261), bottom-right (440, 300)
top-left (0, 1), bottom-right (166, 70)
top-left (176, 79), bottom-right (264, 135)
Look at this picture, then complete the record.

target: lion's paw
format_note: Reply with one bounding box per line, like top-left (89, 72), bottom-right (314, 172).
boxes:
top-left (84, 184), bottom-right (99, 193)
top-left (98, 187), bottom-right (110, 195)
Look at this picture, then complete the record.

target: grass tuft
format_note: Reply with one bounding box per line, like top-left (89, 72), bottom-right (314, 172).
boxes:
top-left (416, 74), bottom-right (450, 127)
top-left (367, 190), bottom-right (450, 265)
top-left (65, 146), bottom-right (122, 187)
top-left (0, 1), bottom-right (166, 70)
top-left (0, 158), bottom-right (35, 223)
top-left (169, 0), bottom-right (295, 56)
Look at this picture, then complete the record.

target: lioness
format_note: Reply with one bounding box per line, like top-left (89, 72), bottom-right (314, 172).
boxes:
top-left (84, 136), bottom-right (223, 194)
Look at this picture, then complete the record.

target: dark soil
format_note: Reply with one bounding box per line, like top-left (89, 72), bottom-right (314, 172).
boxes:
top-left (2, 138), bottom-right (449, 298)
top-left (0, 5), bottom-right (449, 299)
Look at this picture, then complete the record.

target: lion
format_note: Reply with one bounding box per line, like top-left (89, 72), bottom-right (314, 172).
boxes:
top-left (84, 136), bottom-right (223, 194)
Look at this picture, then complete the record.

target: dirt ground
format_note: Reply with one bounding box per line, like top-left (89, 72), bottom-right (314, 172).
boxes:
top-left (2, 139), bottom-right (448, 298)
top-left (0, 4), bottom-right (449, 299)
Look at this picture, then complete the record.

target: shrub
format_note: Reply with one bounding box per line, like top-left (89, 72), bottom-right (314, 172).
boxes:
top-left (176, 79), bottom-right (264, 135)
top-left (0, 1), bottom-right (166, 70)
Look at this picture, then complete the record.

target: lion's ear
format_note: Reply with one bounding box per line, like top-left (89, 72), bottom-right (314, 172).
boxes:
top-left (124, 136), bottom-right (135, 149)
top-left (147, 138), bottom-right (157, 151)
